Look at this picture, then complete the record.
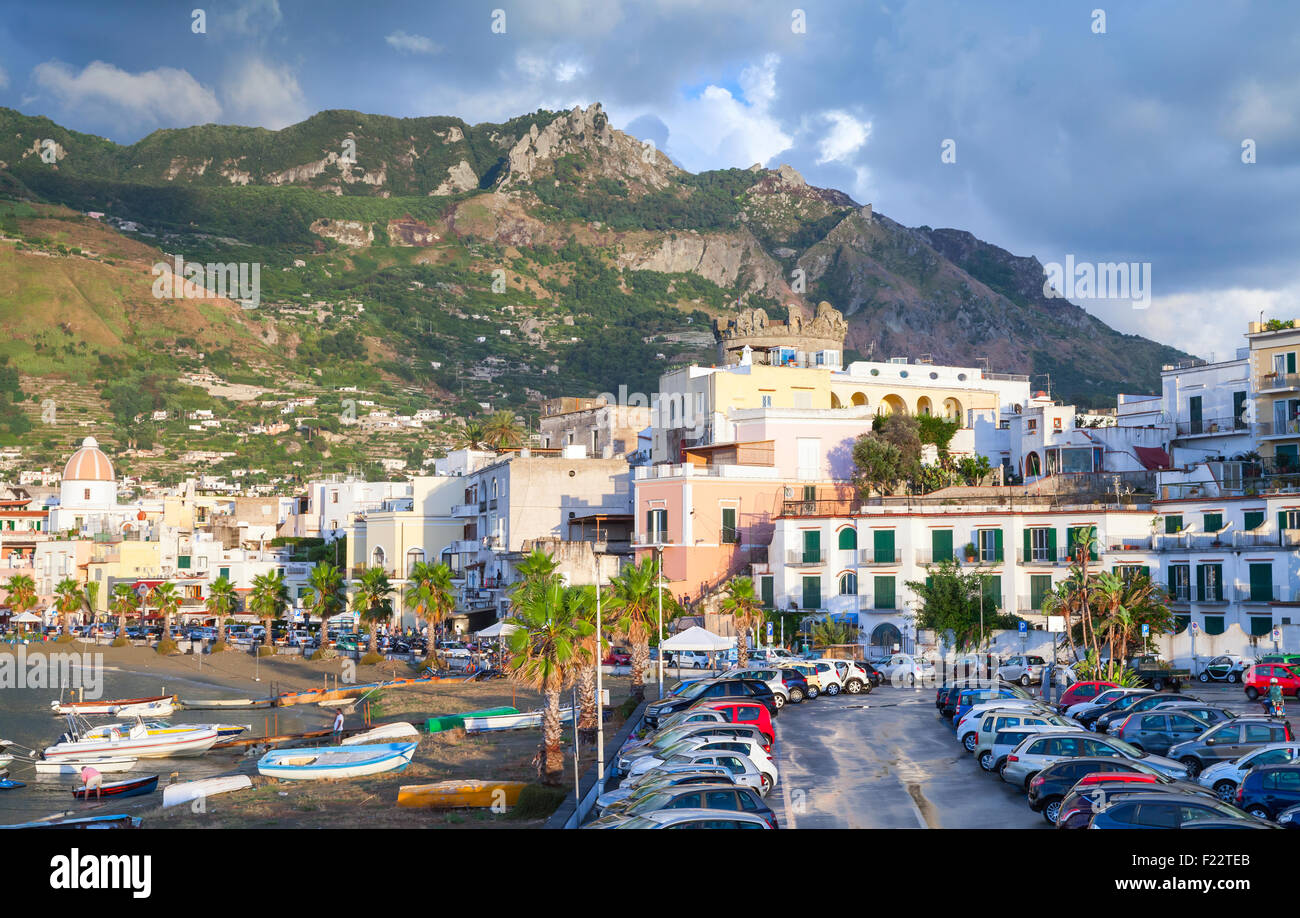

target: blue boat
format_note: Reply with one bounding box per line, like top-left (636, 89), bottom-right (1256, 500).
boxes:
top-left (257, 742), bottom-right (416, 780)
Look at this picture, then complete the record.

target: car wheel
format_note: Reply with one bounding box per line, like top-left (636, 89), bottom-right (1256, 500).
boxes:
top-left (1229, 672), bottom-right (1241, 684)
top-left (760, 773), bottom-right (773, 793)
top-left (1181, 757), bottom-right (1203, 778)
top-left (1199, 672), bottom-right (1210, 683)
top-left (1152, 679), bottom-right (1165, 692)
top-left (963, 732), bottom-right (978, 753)
top-left (807, 687), bottom-right (820, 699)
top-left (826, 683), bottom-right (841, 696)
top-left (1213, 781), bottom-right (1237, 802)
top-left (1043, 798), bottom-right (1063, 826)
top-left (773, 693), bottom-right (786, 710)
top-left (979, 750), bottom-right (996, 771)
top-left (1246, 686), bottom-right (1260, 700)
top-left (789, 687), bottom-right (805, 704)
top-left (846, 679), bottom-right (863, 694)
top-left (906, 673), bottom-right (916, 687)
top-left (1247, 805), bottom-right (1271, 821)
top-left (1019, 674), bottom-right (1031, 687)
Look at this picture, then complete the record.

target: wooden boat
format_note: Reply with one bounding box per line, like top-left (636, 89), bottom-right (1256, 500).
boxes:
top-left (212, 725), bottom-right (367, 751)
top-left (425, 707), bottom-right (518, 733)
top-left (463, 708), bottom-right (575, 734)
top-left (72, 774), bottom-right (158, 800)
top-left (1, 813), bottom-right (142, 829)
top-left (340, 722), bottom-right (420, 745)
top-left (257, 742), bottom-right (416, 780)
top-left (50, 694), bottom-right (174, 716)
top-left (396, 780), bottom-right (528, 808)
top-left (0, 778), bottom-right (24, 790)
top-left (275, 675), bottom-right (449, 708)
top-left (177, 697), bottom-right (274, 710)
top-left (34, 757), bottom-right (138, 775)
top-left (110, 700), bottom-right (176, 718)
top-left (44, 722), bottom-right (219, 760)
top-left (161, 775), bottom-right (252, 808)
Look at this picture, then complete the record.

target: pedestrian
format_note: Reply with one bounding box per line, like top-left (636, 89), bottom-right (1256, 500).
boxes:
top-left (1043, 658), bottom-right (1055, 704)
top-left (1269, 677), bottom-right (1285, 718)
top-left (80, 765), bottom-right (103, 799)
top-left (332, 708), bottom-right (345, 742)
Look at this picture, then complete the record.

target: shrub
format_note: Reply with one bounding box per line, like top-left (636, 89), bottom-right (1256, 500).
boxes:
top-left (506, 784), bottom-right (567, 821)
top-left (156, 638), bottom-right (179, 655)
top-left (310, 647), bottom-right (338, 662)
top-left (55, 633), bottom-right (76, 643)
top-left (110, 637), bottom-right (128, 648)
top-left (360, 652), bottom-right (385, 666)
top-left (209, 640), bottom-right (228, 653)
top-left (257, 645), bottom-right (276, 657)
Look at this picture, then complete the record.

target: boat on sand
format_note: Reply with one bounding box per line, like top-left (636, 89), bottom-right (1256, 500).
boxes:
top-left (340, 722), bottom-right (420, 745)
top-left (162, 775), bottom-right (252, 808)
top-left (50, 694), bottom-right (174, 716)
top-left (34, 757), bottom-right (138, 775)
top-left (257, 742), bottom-right (416, 780)
top-left (72, 774), bottom-right (158, 800)
top-left (44, 720), bottom-right (219, 760)
top-left (397, 780), bottom-right (528, 808)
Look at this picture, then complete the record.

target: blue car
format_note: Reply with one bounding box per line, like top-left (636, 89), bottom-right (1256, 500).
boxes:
top-left (953, 685), bottom-right (1031, 726)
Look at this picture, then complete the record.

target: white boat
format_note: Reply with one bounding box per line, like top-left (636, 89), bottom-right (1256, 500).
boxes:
top-left (110, 700), bottom-right (176, 718)
top-left (462, 708), bottom-right (575, 733)
top-left (34, 757), bottom-right (139, 775)
top-left (50, 694), bottom-right (173, 716)
top-left (79, 721), bottom-right (247, 742)
top-left (44, 720), bottom-right (219, 760)
top-left (177, 697), bottom-right (274, 710)
top-left (340, 722), bottom-right (420, 745)
top-left (162, 775), bottom-right (253, 808)
top-left (0, 753), bottom-right (12, 768)
top-left (257, 742), bottom-right (416, 780)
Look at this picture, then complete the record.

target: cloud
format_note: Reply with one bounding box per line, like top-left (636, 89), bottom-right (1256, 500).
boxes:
top-left (222, 58), bottom-right (308, 130)
top-left (224, 0), bottom-right (283, 36)
top-left (385, 31), bottom-right (441, 55)
top-left (814, 110), bottom-right (871, 165)
top-left (31, 60), bottom-right (221, 129)
top-left (515, 52), bottom-right (586, 84)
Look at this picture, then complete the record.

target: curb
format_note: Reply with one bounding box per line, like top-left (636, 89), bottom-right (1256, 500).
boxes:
top-left (545, 697), bottom-right (649, 830)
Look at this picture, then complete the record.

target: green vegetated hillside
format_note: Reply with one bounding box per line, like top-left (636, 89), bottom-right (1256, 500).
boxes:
top-left (0, 101), bottom-right (1188, 479)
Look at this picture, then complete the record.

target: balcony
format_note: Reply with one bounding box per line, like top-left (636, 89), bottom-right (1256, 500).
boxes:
top-left (858, 549), bottom-right (901, 566)
top-left (1236, 583), bottom-right (1298, 604)
top-left (859, 597), bottom-right (897, 612)
top-left (786, 549), bottom-right (826, 567)
top-left (1166, 586), bottom-right (1191, 603)
top-left (1258, 372), bottom-right (1300, 393)
top-left (1015, 548), bottom-right (1070, 565)
top-left (1106, 538), bottom-right (1153, 552)
top-left (633, 534), bottom-right (674, 548)
top-left (914, 550), bottom-right (955, 565)
top-left (1255, 420), bottom-right (1300, 439)
top-left (1016, 595), bottom-right (1050, 613)
top-left (780, 499), bottom-right (856, 518)
top-left (451, 503), bottom-right (479, 517)
top-left (1173, 417), bottom-right (1248, 438)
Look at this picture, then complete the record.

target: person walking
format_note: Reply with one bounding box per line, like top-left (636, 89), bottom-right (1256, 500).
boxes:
top-left (80, 765), bottom-right (103, 800)
top-left (1043, 658), bottom-right (1055, 704)
top-left (332, 708), bottom-right (345, 743)
top-left (1269, 677), bottom-right (1286, 718)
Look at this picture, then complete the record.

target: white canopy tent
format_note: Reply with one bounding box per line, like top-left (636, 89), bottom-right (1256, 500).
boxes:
top-left (476, 621), bottom-right (520, 639)
top-left (661, 626), bottom-right (733, 651)
top-left (9, 611), bottom-right (42, 624)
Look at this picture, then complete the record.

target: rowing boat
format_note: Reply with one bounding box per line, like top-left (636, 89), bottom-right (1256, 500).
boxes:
top-left (257, 742), bottom-right (416, 780)
top-left (50, 694), bottom-right (175, 716)
top-left (72, 774), bottom-right (158, 800)
top-left (34, 757), bottom-right (138, 775)
top-left (44, 722), bottom-right (219, 760)
top-left (462, 708), bottom-right (575, 733)
top-left (425, 706), bottom-right (518, 733)
top-left (276, 675), bottom-right (450, 708)
top-left (161, 775), bottom-right (252, 808)
top-left (110, 700), bottom-right (176, 717)
top-left (339, 722), bottom-right (420, 745)
top-left (177, 697), bottom-right (274, 710)
top-left (396, 780), bottom-right (528, 808)
top-left (1, 813), bottom-right (142, 829)
top-left (0, 753), bottom-right (12, 769)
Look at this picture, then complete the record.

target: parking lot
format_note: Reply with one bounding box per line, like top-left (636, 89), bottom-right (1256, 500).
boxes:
top-left (767, 679), bottom-right (1263, 829)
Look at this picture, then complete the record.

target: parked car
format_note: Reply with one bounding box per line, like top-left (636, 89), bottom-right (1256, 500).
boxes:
top-left (1027, 757), bottom-right (1177, 825)
top-left (1276, 803), bottom-right (1300, 828)
top-left (1073, 689), bottom-right (1155, 731)
top-left (1196, 742), bottom-right (1300, 802)
top-left (621, 736), bottom-right (775, 782)
top-left (805, 659), bottom-right (846, 695)
top-left (997, 654), bottom-right (1047, 686)
top-left (715, 667), bottom-right (794, 707)
top-left (1259, 653), bottom-right (1300, 667)
top-left (1001, 731), bottom-right (1188, 789)
top-left (1051, 679), bottom-right (1117, 715)
top-left (1144, 701), bottom-right (1236, 731)
top-left (634, 749), bottom-right (774, 794)
top-left (1057, 778), bottom-right (1220, 829)
top-left (1060, 685), bottom-right (1127, 718)
top-left (666, 650), bottom-right (711, 669)
top-left (611, 807), bottom-right (775, 829)
top-left (586, 782), bottom-right (777, 829)
top-left (961, 706), bottom-right (1074, 754)
top-left (688, 699), bottom-right (775, 742)
top-left (1111, 711), bottom-right (1209, 756)
top-left (774, 667), bottom-right (811, 703)
top-left (938, 679), bottom-right (1005, 717)
top-left (1086, 792), bottom-right (1259, 828)
top-left (781, 662), bottom-right (826, 698)
top-left (859, 662), bottom-right (886, 687)
top-left (602, 647), bottom-right (631, 666)
top-left (594, 769), bottom-right (739, 815)
top-left (953, 685), bottom-right (1031, 725)
top-left (879, 653), bottom-right (936, 686)
top-left (1198, 654), bottom-right (1247, 683)
top-left (1126, 654), bottom-right (1190, 691)
top-left (1235, 764), bottom-right (1300, 820)
top-left (1093, 692), bottom-right (1195, 733)
top-left (642, 679), bottom-right (778, 728)
top-left (822, 658), bottom-right (874, 694)
top-left (621, 722), bottom-right (772, 759)
top-left (1244, 663), bottom-right (1300, 700)
top-left (977, 725), bottom-right (1079, 774)
top-left (954, 698), bottom-right (1050, 737)
top-left (1167, 716), bottom-right (1295, 777)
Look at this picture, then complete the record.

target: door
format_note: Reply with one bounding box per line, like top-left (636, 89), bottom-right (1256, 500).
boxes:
top-left (1189, 396), bottom-right (1202, 434)
top-left (797, 438), bottom-right (821, 480)
top-left (802, 529), bottom-right (821, 564)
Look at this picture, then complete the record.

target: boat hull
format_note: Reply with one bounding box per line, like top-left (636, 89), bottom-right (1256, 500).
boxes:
top-left (463, 708), bottom-right (575, 733)
top-left (162, 775), bottom-right (252, 808)
top-left (178, 698), bottom-right (274, 710)
top-left (397, 780), bottom-right (528, 808)
top-left (72, 775), bottom-right (159, 800)
top-left (340, 722), bottom-right (420, 745)
top-left (34, 757), bottom-right (138, 775)
top-left (425, 707), bottom-right (518, 733)
top-left (50, 694), bottom-right (174, 716)
top-left (44, 728), bottom-right (219, 760)
top-left (257, 742), bottom-right (416, 780)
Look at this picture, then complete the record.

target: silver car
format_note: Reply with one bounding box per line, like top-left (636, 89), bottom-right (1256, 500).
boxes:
top-left (976, 725), bottom-right (1078, 773)
top-left (1000, 730), bottom-right (1188, 789)
top-left (997, 654), bottom-right (1047, 686)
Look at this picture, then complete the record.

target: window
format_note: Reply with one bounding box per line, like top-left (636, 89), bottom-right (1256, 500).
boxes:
top-left (1197, 564), bottom-right (1223, 602)
top-left (1168, 564), bottom-right (1190, 602)
top-left (977, 528), bottom-right (1003, 562)
top-left (801, 529), bottom-right (822, 564)
top-left (1053, 417), bottom-right (1062, 431)
top-left (721, 508), bottom-right (738, 544)
top-left (1234, 391), bottom-right (1248, 427)
top-left (646, 508), bottom-right (668, 543)
top-left (979, 575), bottom-right (1002, 610)
top-left (839, 572), bottom-right (857, 595)
top-left (1065, 526), bottom-right (1099, 560)
top-left (838, 527), bottom-right (858, 551)
top-left (873, 576), bottom-right (895, 609)
top-left (761, 395), bottom-right (773, 408)
top-left (871, 529), bottom-right (894, 562)
top-left (1203, 512), bottom-right (1223, 533)
top-left (1029, 575), bottom-right (1052, 610)
top-left (1024, 526), bottom-right (1056, 562)
top-left (84, 489), bottom-right (91, 501)
top-left (1165, 515), bottom-right (1183, 534)
top-left (931, 529), bottom-right (953, 563)
top-left (1244, 510), bottom-right (1266, 531)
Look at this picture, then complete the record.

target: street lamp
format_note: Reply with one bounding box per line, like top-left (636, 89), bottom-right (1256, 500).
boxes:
top-left (656, 545), bottom-right (664, 699)
top-left (595, 556), bottom-right (605, 794)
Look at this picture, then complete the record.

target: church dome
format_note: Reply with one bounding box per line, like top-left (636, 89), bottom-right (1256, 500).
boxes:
top-left (64, 437), bottom-right (114, 482)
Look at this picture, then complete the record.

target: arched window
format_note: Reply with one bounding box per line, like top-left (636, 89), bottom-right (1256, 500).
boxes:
top-left (1025, 452), bottom-right (1041, 477)
top-left (916, 396), bottom-right (932, 416)
top-left (371, 546), bottom-right (386, 568)
top-left (837, 527), bottom-right (857, 550)
top-left (871, 623), bottom-right (902, 650)
top-left (406, 548), bottom-right (425, 577)
top-left (851, 392), bottom-right (868, 407)
top-left (839, 572), bottom-right (858, 595)
top-left (943, 397), bottom-right (963, 424)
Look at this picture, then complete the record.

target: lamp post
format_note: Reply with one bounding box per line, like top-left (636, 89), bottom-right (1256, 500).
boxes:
top-left (595, 557), bottom-right (605, 794)
top-left (656, 545), bottom-right (665, 699)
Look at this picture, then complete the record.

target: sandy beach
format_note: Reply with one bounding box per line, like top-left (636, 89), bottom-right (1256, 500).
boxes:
top-left (1, 642), bottom-right (637, 828)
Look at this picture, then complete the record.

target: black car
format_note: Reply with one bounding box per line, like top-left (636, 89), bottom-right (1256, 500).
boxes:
top-left (861, 663), bottom-right (885, 688)
top-left (1236, 764), bottom-right (1300, 821)
top-left (1094, 692), bottom-right (1199, 733)
top-left (1057, 779), bottom-right (1218, 829)
top-left (642, 679), bottom-right (778, 727)
top-left (775, 668), bottom-right (811, 703)
top-left (1087, 792), bottom-right (1260, 828)
top-left (1074, 689), bottom-right (1153, 730)
top-left (1027, 757), bottom-right (1176, 824)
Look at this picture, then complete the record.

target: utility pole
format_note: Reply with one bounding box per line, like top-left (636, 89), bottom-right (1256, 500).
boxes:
top-left (595, 556), bottom-right (605, 794)
top-left (657, 545), bottom-right (665, 699)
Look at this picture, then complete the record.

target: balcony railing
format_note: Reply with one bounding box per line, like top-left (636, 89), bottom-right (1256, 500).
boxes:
top-left (1258, 372), bottom-right (1300, 392)
top-left (1107, 538), bottom-right (1153, 552)
top-left (1166, 585), bottom-right (1192, 603)
top-left (1174, 417), bottom-right (1248, 437)
top-left (780, 499), bottom-right (856, 518)
top-left (1015, 548), bottom-right (1071, 565)
top-left (1256, 420), bottom-right (1300, 438)
top-left (1235, 583), bottom-right (1297, 603)
top-left (914, 550), bottom-right (955, 565)
top-left (1016, 595), bottom-right (1052, 612)
top-left (858, 549), bottom-right (901, 566)
top-left (859, 596), bottom-right (897, 612)
top-left (451, 503), bottom-right (478, 517)
top-left (634, 534), bottom-right (674, 548)
top-left (786, 549), bottom-right (826, 567)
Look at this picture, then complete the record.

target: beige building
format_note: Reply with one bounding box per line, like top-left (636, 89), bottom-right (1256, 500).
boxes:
top-left (539, 397), bottom-right (652, 460)
top-left (1247, 320), bottom-right (1300, 470)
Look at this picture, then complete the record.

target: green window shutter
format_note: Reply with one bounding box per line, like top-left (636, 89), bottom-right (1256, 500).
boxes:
top-left (932, 529), bottom-right (953, 563)
top-left (1250, 563), bottom-right (1273, 602)
top-left (1244, 511), bottom-right (1265, 531)
top-left (802, 529), bottom-right (821, 563)
top-left (1251, 616), bottom-right (1274, 637)
top-left (1140, 566), bottom-right (1150, 581)
top-left (981, 575), bottom-right (1002, 611)
top-left (1234, 391), bottom-right (1247, 425)
top-left (1087, 526), bottom-right (1098, 560)
top-left (838, 527), bottom-right (857, 551)
top-left (993, 529), bottom-right (1004, 562)
top-left (1290, 352), bottom-right (1297, 374)
top-left (1066, 527), bottom-right (1078, 556)
top-left (1047, 528), bottom-right (1057, 560)
top-left (925, 576), bottom-right (934, 591)
top-left (1165, 515), bottom-right (1182, 534)
top-left (1196, 564), bottom-right (1207, 601)
top-left (721, 508), bottom-right (737, 543)
top-left (874, 576), bottom-right (896, 610)
top-left (873, 529), bottom-right (895, 563)
top-left (178, 555), bottom-right (191, 569)
top-left (760, 576), bottom-right (774, 609)
top-left (802, 575), bottom-right (821, 610)
top-left (1168, 565), bottom-right (1178, 593)
top-left (1030, 575), bottom-right (1052, 609)
top-left (1204, 615), bottom-right (1225, 636)
top-left (1204, 513), bottom-right (1222, 533)
top-left (1023, 528), bottom-right (1032, 562)
top-left (1282, 511), bottom-right (1290, 533)
top-left (219, 567), bottom-right (230, 580)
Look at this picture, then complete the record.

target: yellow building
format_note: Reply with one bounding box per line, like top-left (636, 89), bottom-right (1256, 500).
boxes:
top-left (1247, 320), bottom-right (1300, 469)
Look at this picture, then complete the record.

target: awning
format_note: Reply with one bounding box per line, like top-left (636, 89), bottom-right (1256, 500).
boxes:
top-left (1134, 446), bottom-right (1172, 470)
top-left (476, 621), bottom-right (520, 638)
top-left (661, 625), bottom-right (734, 651)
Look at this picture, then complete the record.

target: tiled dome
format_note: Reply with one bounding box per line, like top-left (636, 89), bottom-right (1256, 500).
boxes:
top-left (64, 437), bottom-right (114, 482)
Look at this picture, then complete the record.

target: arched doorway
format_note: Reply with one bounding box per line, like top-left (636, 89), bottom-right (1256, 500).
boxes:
top-left (916, 396), bottom-right (932, 416)
top-left (1024, 452), bottom-right (1041, 477)
top-left (943, 398), bottom-right (963, 424)
top-left (880, 394), bottom-right (907, 416)
top-left (830, 393), bottom-right (843, 408)
top-left (851, 392), bottom-right (869, 407)
top-left (871, 623), bottom-right (902, 652)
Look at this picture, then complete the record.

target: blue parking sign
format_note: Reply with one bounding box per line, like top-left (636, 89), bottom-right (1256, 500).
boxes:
top-left (1018, 621), bottom-right (1027, 635)
top-left (1141, 623), bottom-right (1149, 637)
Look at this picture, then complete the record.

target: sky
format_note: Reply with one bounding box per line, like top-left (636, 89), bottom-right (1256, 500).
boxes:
top-left (1, 0), bottom-right (1298, 362)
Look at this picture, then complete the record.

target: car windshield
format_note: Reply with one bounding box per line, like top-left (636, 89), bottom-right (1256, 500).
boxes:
top-left (615, 816), bottom-right (658, 829)
top-left (625, 791), bottom-right (676, 814)
top-left (1102, 737), bottom-right (1147, 758)
top-left (681, 682), bottom-right (714, 700)
top-left (1091, 690), bottom-right (1126, 705)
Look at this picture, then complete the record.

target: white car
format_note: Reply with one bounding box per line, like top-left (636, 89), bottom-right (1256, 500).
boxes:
top-left (809, 658), bottom-right (874, 695)
top-left (1196, 742), bottom-right (1300, 802)
top-left (1063, 687), bottom-right (1135, 719)
top-left (594, 765), bottom-right (736, 814)
top-left (666, 650), bottom-right (711, 669)
top-left (716, 667), bottom-right (796, 706)
top-left (879, 653), bottom-right (936, 686)
top-left (436, 641), bottom-right (471, 659)
top-left (611, 807), bottom-right (774, 830)
top-left (954, 699), bottom-right (1052, 736)
top-left (959, 706), bottom-right (1079, 754)
top-left (623, 736), bottom-right (776, 785)
top-left (631, 748), bottom-right (774, 794)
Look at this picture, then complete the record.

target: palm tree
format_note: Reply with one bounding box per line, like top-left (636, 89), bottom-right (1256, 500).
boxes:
top-left (566, 584), bottom-right (604, 743)
top-left (248, 572), bottom-right (289, 648)
top-left (355, 566), bottom-right (393, 656)
top-left (81, 582), bottom-right (100, 630)
top-left (452, 420), bottom-right (489, 451)
top-left (4, 573), bottom-right (37, 620)
top-left (304, 563), bottom-right (346, 645)
top-left (53, 578), bottom-right (81, 635)
top-left (404, 561), bottom-right (456, 650)
top-left (719, 577), bottom-right (764, 667)
top-left (205, 576), bottom-right (237, 641)
top-left (505, 580), bottom-right (594, 783)
top-left (109, 584), bottom-right (139, 639)
top-left (484, 410), bottom-right (525, 449)
top-left (608, 558), bottom-right (677, 701)
top-left (150, 582), bottom-right (181, 644)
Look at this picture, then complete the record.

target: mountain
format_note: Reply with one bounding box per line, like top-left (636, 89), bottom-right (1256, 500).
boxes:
top-left (0, 102), bottom-right (1187, 477)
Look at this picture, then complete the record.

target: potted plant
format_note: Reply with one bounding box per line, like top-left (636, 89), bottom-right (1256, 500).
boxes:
top-left (963, 542), bottom-right (978, 562)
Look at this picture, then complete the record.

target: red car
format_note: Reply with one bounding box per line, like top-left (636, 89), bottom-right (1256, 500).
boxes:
top-left (692, 699), bottom-right (775, 744)
top-left (1073, 771), bottom-right (1162, 788)
top-left (1055, 680), bottom-right (1117, 713)
top-left (1244, 663), bottom-right (1300, 700)
top-left (603, 648), bottom-right (631, 666)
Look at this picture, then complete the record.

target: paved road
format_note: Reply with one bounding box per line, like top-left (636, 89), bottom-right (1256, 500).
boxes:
top-left (768, 680), bottom-right (1261, 830)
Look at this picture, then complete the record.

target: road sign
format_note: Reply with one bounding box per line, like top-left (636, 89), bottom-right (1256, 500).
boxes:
top-left (766, 621), bottom-right (774, 643)
top-left (1190, 621), bottom-right (1199, 633)
top-left (1274, 628), bottom-right (1282, 644)
top-left (1018, 621), bottom-right (1027, 635)
top-left (1141, 623), bottom-right (1150, 638)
